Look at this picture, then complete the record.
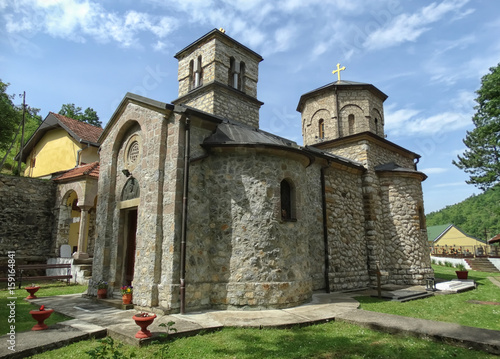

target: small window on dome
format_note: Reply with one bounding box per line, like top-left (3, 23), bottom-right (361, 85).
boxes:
top-left (348, 114), bottom-right (355, 135)
top-left (319, 119), bottom-right (325, 139)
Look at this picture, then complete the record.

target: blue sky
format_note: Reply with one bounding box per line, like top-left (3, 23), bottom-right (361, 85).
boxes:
top-left (1, 0), bottom-right (499, 213)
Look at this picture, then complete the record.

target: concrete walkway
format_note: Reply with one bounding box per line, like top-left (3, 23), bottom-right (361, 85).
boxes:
top-left (1, 290), bottom-right (499, 358)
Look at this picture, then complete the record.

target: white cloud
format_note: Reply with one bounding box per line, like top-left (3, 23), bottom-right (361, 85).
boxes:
top-left (385, 102), bottom-right (472, 136)
top-left (364, 0), bottom-right (471, 50)
top-left (421, 167), bottom-right (448, 174)
top-left (2, 0), bottom-right (178, 48)
top-left (384, 106), bottom-right (421, 133)
top-left (434, 181), bottom-right (467, 187)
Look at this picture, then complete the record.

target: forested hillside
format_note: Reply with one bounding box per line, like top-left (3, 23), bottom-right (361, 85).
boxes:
top-left (426, 186), bottom-right (500, 241)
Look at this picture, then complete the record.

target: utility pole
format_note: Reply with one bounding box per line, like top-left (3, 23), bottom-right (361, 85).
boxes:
top-left (17, 91), bottom-right (26, 175)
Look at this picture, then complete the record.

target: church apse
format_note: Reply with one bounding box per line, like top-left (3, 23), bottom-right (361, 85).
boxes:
top-left (185, 147), bottom-right (323, 310)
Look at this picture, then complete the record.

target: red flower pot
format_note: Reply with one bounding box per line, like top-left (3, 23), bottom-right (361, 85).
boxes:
top-left (122, 293), bottom-right (132, 305)
top-left (456, 271), bottom-right (468, 279)
top-left (25, 286), bottom-right (40, 299)
top-left (132, 314), bottom-right (156, 338)
top-left (97, 288), bottom-right (107, 299)
top-left (29, 309), bottom-right (54, 330)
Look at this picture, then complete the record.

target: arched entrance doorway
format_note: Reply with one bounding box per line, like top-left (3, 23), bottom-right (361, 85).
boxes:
top-left (119, 177), bottom-right (140, 287)
top-left (124, 208), bottom-right (137, 286)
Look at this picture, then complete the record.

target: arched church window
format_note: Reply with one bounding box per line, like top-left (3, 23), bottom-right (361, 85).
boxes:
top-left (189, 59), bottom-right (194, 90)
top-left (348, 114), bottom-right (355, 135)
top-left (195, 56), bottom-right (202, 88)
top-left (239, 61), bottom-right (245, 92)
top-left (228, 57), bottom-right (234, 86)
top-left (318, 119), bottom-right (325, 139)
top-left (190, 56), bottom-right (202, 90)
top-left (374, 118), bottom-right (379, 135)
top-left (124, 134), bottom-right (142, 172)
top-left (127, 141), bottom-right (139, 165)
top-left (280, 179), bottom-right (296, 221)
top-left (229, 57), bottom-right (245, 91)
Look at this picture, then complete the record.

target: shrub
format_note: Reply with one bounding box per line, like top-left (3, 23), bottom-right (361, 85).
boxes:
top-left (456, 263), bottom-right (467, 271)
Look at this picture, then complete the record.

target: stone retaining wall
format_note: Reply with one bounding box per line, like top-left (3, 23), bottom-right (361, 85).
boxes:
top-left (0, 174), bottom-right (57, 262)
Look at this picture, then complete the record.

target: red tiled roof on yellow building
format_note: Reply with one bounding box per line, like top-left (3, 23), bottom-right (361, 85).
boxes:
top-left (50, 112), bottom-right (103, 144)
top-left (17, 112), bottom-right (103, 163)
top-left (53, 162), bottom-right (99, 181)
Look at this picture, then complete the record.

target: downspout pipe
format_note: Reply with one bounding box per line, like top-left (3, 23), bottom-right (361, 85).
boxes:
top-left (76, 142), bottom-right (90, 167)
top-left (180, 115), bottom-right (191, 314)
top-left (320, 166), bottom-right (331, 293)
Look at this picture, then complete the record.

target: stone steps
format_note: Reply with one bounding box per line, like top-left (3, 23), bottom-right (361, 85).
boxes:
top-left (465, 259), bottom-right (500, 273)
top-left (72, 262), bottom-right (93, 284)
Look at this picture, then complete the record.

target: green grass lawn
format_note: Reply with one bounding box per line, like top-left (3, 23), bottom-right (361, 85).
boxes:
top-left (356, 264), bottom-right (500, 330)
top-left (30, 321), bottom-right (498, 359)
top-left (0, 281), bottom-right (87, 333)
top-left (7, 265), bottom-right (500, 358)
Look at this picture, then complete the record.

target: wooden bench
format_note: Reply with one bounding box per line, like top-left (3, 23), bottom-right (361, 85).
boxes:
top-left (0, 263), bottom-right (72, 288)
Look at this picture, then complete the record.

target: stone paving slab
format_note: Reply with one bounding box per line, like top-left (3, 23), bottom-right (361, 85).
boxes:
top-left (488, 276), bottom-right (500, 288)
top-left (435, 280), bottom-right (476, 293)
top-left (2, 291), bottom-right (500, 355)
top-left (0, 319), bottom-right (106, 359)
top-left (336, 309), bottom-right (500, 355)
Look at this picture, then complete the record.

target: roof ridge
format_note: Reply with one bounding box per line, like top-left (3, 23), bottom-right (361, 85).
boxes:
top-left (83, 161), bottom-right (99, 175)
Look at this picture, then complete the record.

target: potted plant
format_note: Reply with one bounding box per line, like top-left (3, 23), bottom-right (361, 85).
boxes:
top-left (25, 283), bottom-right (40, 299)
top-left (29, 305), bottom-right (54, 331)
top-left (121, 285), bottom-right (133, 304)
top-left (132, 312), bottom-right (157, 338)
top-left (96, 280), bottom-right (108, 299)
top-left (455, 263), bottom-right (468, 279)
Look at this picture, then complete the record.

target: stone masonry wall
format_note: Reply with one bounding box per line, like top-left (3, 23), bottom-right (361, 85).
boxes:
top-left (324, 166), bottom-right (370, 290)
top-left (379, 175), bottom-right (433, 284)
top-left (175, 33), bottom-right (262, 128)
top-left (94, 103), bottom-right (172, 306)
top-left (0, 174), bottom-right (57, 262)
top-left (184, 148), bottom-right (323, 310)
top-left (301, 88), bottom-right (384, 146)
top-left (319, 138), bottom-right (430, 286)
top-left (177, 36), bottom-right (259, 99)
top-left (326, 139), bottom-right (415, 170)
top-left (213, 87), bottom-right (260, 127)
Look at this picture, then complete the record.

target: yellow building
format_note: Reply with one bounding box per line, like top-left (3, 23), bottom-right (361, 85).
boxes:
top-left (19, 112), bottom-right (102, 178)
top-left (16, 112), bottom-right (102, 259)
top-left (428, 224), bottom-right (486, 256)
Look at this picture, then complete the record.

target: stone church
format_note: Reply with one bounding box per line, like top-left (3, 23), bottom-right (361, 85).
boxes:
top-left (92, 28), bottom-right (433, 313)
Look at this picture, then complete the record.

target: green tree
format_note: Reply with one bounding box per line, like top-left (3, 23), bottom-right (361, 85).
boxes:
top-left (0, 82), bottom-right (41, 174)
top-left (0, 80), bottom-right (20, 151)
top-left (453, 63), bottom-right (500, 191)
top-left (59, 103), bottom-right (101, 127)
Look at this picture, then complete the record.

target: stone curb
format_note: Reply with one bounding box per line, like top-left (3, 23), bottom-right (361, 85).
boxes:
top-left (488, 276), bottom-right (500, 288)
top-left (336, 309), bottom-right (500, 356)
top-left (0, 319), bottom-right (106, 359)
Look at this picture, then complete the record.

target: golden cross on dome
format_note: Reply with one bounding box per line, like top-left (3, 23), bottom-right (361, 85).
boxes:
top-left (332, 63), bottom-right (346, 81)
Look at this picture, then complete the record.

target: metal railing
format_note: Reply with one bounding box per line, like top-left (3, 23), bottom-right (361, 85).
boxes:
top-left (430, 244), bottom-right (500, 258)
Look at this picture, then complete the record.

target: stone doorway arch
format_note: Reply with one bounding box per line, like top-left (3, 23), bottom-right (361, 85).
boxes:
top-left (53, 162), bottom-right (99, 259)
top-left (117, 177), bottom-right (140, 288)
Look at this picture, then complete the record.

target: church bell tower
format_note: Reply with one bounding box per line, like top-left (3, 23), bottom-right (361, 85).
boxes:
top-left (173, 28), bottom-right (264, 128)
